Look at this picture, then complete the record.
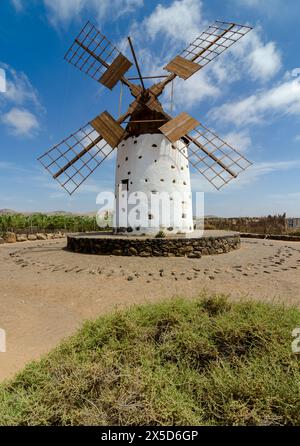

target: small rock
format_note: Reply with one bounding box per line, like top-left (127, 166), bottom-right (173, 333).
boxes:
top-left (16, 234), bottom-right (27, 242)
top-left (37, 233), bottom-right (47, 241)
top-left (140, 251), bottom-right (151, 257)
top-left (4, 232), bottom-right (16, 243)
top-left (127, 276), bottom-right (134, 281)
top-left (209, 276), bottom-right (215, 280)
top-left (27, 234), bottom-right (37, 241)
top-left (112, 249), bottom-right (122, 256)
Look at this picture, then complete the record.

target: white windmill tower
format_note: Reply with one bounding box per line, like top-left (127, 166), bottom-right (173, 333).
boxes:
top-left (39, 21), bottom-right (253, 235)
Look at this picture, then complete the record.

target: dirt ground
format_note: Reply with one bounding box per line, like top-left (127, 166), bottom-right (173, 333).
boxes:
top-left (0, 237), bottom-right (300, 381)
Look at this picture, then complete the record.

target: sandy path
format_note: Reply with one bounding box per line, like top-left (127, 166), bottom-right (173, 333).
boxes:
top-left (0, 237), bottom-right (300, 381)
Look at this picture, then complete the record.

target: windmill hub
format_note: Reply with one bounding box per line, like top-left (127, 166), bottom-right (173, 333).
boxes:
top-left (38, 20), bottom-right (253, 237)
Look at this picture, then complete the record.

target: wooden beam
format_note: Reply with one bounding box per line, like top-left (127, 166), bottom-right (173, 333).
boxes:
top-left (100, 54), bottom-right (132, 89)
top-left (164, 56), bottom-right (200, 80)
top-left (91, 111), bottom-right (127, 148)
top-left (127, 36), bottom-right (145, 91)
top-left (159, 112), bottom-right (199, 142)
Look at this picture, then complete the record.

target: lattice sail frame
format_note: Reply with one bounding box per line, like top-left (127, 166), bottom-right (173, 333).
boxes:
top-left (38, 123), bottom-right (114, 195)
top-left (179, 21), bottom-right (252, 69)
top-left (64, 21), bottom-right (125, 84)
top-left (175, 123), bottom-right (252, 190)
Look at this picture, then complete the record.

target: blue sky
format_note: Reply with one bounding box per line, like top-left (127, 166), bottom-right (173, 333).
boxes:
top-left (0, 0), bottom-right (300, 217)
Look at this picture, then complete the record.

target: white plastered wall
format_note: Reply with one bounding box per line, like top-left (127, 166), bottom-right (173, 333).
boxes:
top-left (114, 134), bottom-right (193, 234)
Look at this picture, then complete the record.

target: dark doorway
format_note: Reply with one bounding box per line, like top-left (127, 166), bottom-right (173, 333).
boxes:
top-left (121, 179), bottom-right (129, 191)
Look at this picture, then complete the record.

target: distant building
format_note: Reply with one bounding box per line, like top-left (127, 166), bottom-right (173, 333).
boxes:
top-left (287, 218), bottom-right (300, 229)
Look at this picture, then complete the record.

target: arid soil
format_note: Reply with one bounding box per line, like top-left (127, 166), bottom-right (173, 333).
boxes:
top-left (0, 237), bottom-right (300, 381)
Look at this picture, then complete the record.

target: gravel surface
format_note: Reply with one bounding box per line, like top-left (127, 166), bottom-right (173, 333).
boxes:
top-left (0, 237), bottom-right (299, 381)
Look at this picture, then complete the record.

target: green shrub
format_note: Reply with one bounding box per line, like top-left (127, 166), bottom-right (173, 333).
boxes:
top-left (0, 213), bottom-right (101, 235)
top-left (155, 230), bottom-right (166, 238)
top-left (0, 295), bottom-right (299, 426)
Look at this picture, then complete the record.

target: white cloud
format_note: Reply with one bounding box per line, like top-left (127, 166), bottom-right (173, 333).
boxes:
top-left (144, 0), bottom-right (204, 43)
top-left (222, 131), bottom-right (252, 153)
top-left (145, 6), bottom-right (282, 85)
top-left (210, 77), bottom-right (300, 126)
top-left (247, 40), bottom-right (281, 81)
top-left (238, 0), bottom-right (261, 5)
top-left (0, 65), bottom-right (40, 107)
top-left (42, 0), bottom-right (143, 26)
top-left (11, 0), bottom-right (24, 12)
top-left (43, 0), bottom-right (85, 24)
top-left (11, 0), bottom-right (144, 25)
top-left (226, 28), bottom-right (282, 82)
top-left (0, 68), bottom-right (5, 93)
top-left (1, 108), bottom-right (39, 136)
top-left (234, 0), bottom-right (283, 10)
top-left (191, 159), bottom-right (300, 193)
top-left (163, 71), bottom-right (220, 110)
top-left (0, 64), bottom-right (42, 137)
top-left (235, 0), bottom-right (277, 7)
top-left (229, 160), bottom-right (300, 188)
top-left (135, 3), bottom-right (280, 110)
top-left (0, 161), bottom-right (15, 170)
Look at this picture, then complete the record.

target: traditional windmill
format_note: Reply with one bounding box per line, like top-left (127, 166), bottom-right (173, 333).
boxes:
top-left (39, 20), bottom-right (253, 234)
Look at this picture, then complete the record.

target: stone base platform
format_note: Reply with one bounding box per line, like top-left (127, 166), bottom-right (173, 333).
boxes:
top-left (66, 230), bottom-right (240, 257)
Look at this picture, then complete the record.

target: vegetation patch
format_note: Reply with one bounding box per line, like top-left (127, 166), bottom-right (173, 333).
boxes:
top-left (0, 213), bottom-right (100, 235)
top-left (0, 295), bottom-right (299, 426)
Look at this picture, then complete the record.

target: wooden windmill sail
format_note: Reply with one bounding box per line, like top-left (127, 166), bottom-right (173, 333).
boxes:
top-left (38, 20), bottom-right (253, 233)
